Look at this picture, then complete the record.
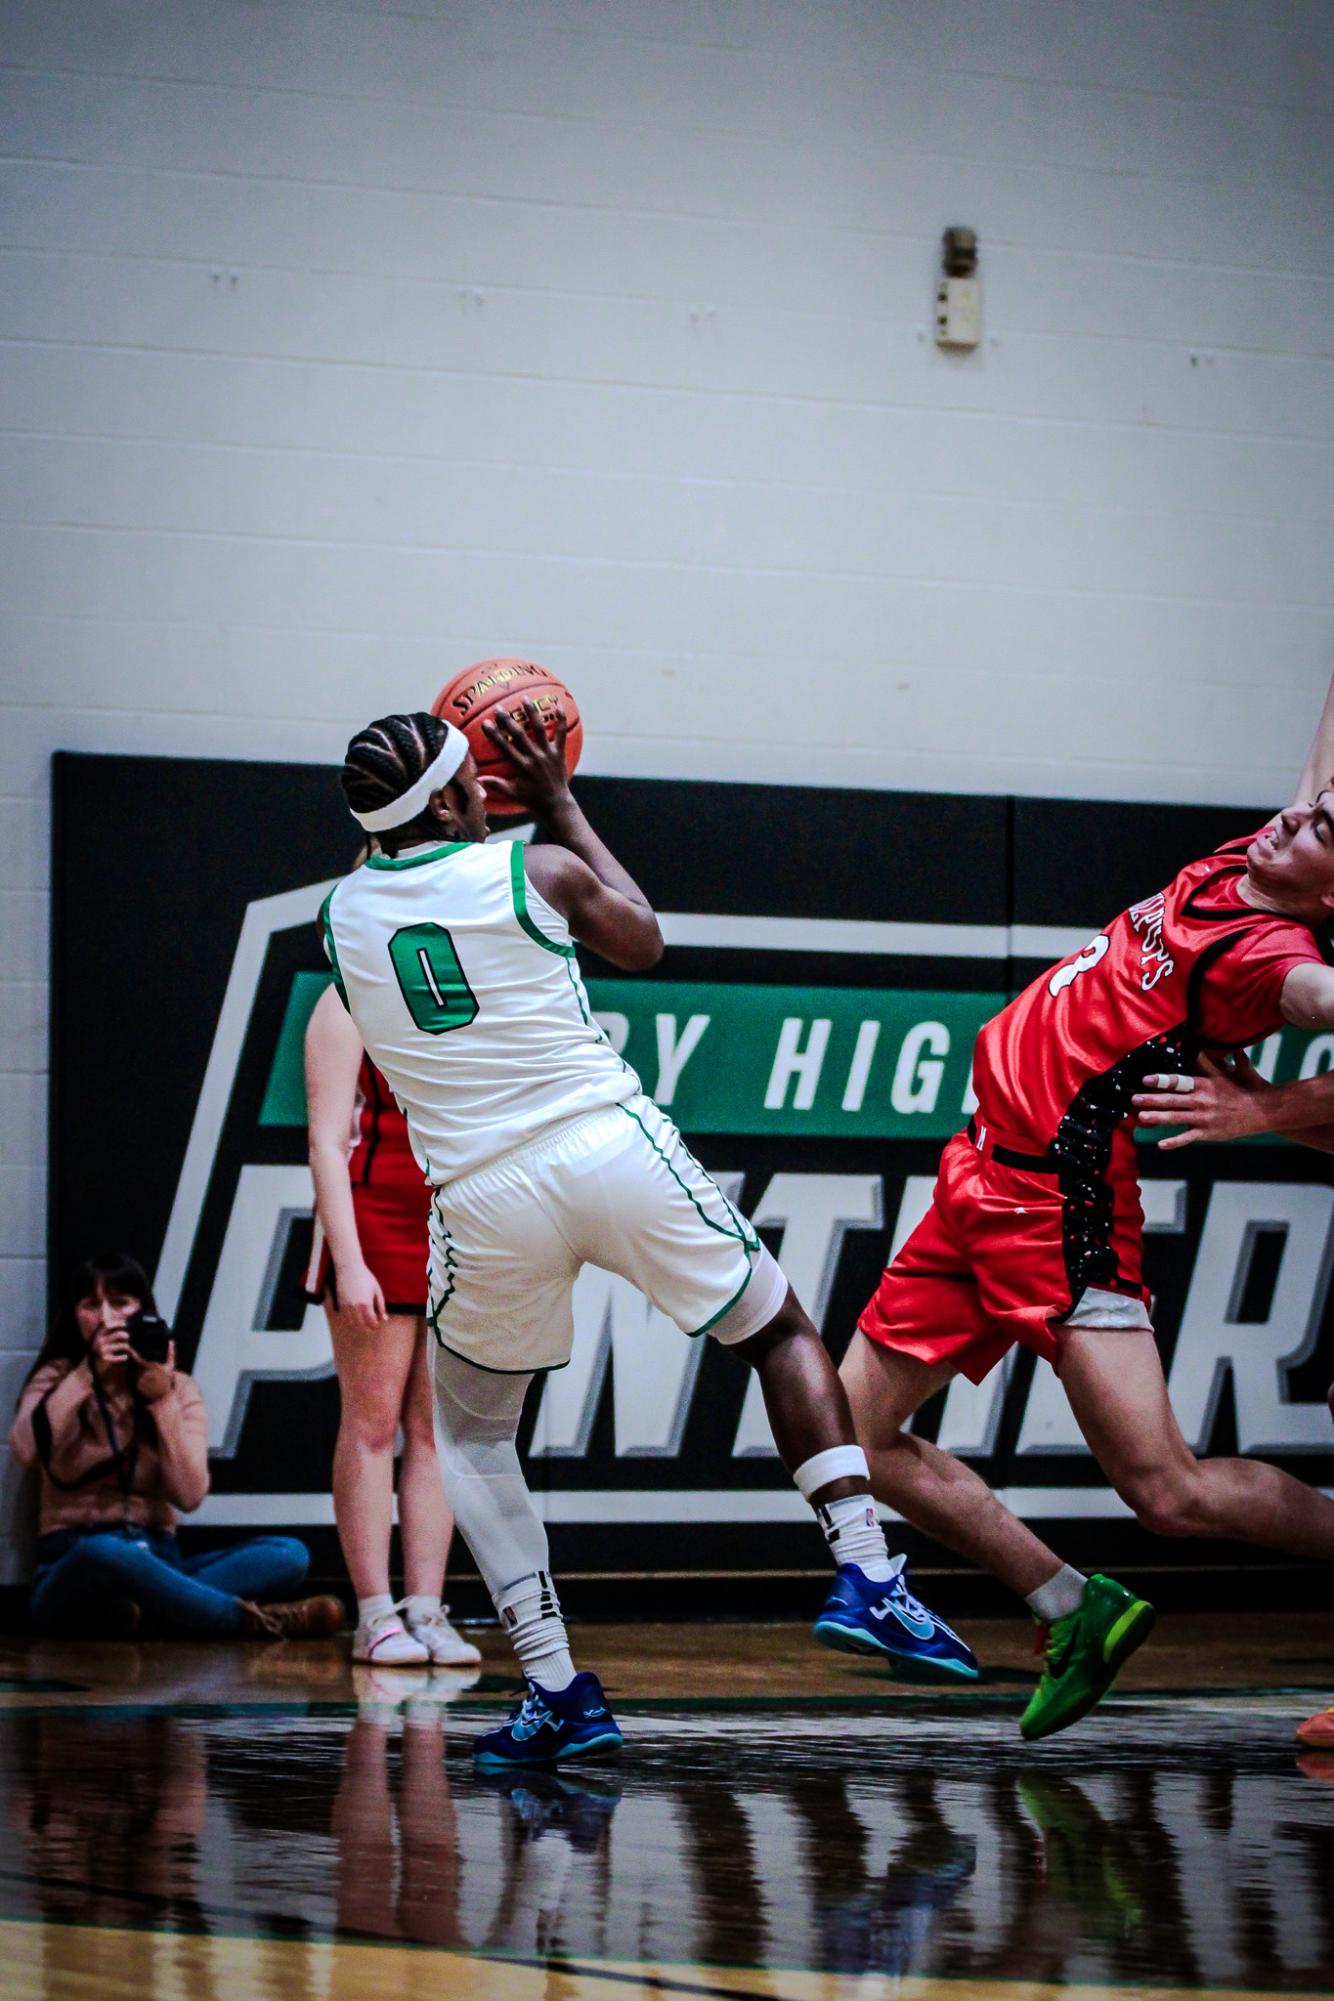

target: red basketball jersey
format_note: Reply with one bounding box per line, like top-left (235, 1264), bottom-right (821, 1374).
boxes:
top-left (972, 829), bottom-right (1330, 1173)
top-left (349, 1054), bottom-right (421, 1188)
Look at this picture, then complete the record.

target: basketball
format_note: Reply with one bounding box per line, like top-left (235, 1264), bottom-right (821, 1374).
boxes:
top-left (431, 658), bottom-right (582, 816)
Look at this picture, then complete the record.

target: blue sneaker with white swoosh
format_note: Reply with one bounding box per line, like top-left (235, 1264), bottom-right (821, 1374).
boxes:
top-left (814, 1564), bottom-right (979, 1681)
top-left (473, 1670), bottom-right (624, 1768)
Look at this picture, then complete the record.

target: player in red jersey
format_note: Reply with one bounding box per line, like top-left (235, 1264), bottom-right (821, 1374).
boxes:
top-left (305, 986), bottom-right (480, 1670)
top-left (841, 671), bottom-right (1334, 1739)
top-left (1132, 902), bottom-right (1334, 1756)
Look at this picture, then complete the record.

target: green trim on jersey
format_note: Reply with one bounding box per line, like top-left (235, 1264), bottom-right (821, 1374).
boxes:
top-left (509, 842), bottom-right (575, 957)
top-left (619, 1104), bottom-right (760, 1254)
top-left (508, 844), bottom-right (607, 1034)
top-left (430, 1335), bottom-right (569, 1377)
top-left (366, 843), bottom-right (470, 871)
top-left (426, 1195), bottom-right (460, 1340)
top-left (564, 957), bottom-right (593, 1026)
top-left (319, 889), bottom-right (349, 1010)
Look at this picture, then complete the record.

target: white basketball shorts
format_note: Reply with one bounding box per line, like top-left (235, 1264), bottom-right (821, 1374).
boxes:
top-left (425, 1094), bottom-right (787, 1373)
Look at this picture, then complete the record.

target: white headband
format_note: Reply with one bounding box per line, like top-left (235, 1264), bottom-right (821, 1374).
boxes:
top-left (349, 723), bottom-right (469, 832)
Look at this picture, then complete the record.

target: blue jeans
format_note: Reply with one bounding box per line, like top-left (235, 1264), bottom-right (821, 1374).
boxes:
top-left (29, 1526), bottom-right (311, 1637)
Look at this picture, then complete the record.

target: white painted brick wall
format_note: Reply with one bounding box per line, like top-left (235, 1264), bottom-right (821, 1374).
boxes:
top-left (1, 0), bottom-right (1331, 1577)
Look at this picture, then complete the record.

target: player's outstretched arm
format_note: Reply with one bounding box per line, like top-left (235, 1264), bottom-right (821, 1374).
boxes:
top-left (1292, 666), bottom-right (1334, 811)
top-left (485, 697), bottom-right (663, 971)
top-left (1133, 1049), bottom-right (1334, 1153)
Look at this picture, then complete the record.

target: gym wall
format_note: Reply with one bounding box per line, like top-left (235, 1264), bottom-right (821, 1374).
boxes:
top-left (3, 1), bottom-right (1332, 1582)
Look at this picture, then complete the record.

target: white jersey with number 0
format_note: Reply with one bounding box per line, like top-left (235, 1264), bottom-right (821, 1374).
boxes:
top-left (321, 839), bottom-right (639, 1185)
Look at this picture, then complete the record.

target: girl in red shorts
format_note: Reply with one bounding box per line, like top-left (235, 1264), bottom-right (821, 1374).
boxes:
top-left (305, 983), bottom-right (479, 1668)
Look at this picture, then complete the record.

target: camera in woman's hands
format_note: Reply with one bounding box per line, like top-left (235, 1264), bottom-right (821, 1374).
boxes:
top-left (125, 1310), bottom-right (172, 1366)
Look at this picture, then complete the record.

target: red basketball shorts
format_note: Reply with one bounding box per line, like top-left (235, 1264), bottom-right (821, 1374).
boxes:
top-left (858, 1128), bottom-right (1152, 1384)
top-left (307, 1179), bottom-right (432, 1317)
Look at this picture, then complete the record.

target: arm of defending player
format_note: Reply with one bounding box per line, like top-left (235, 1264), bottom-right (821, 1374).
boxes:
top-left (1279, 960), bottom-right (1334, 1033)
top-left (304, 986), bottom-right (387, 1333)
top-left (1291, 666), bottom-right (1334, 813)
top-left (487, 698), bottom-right (664, 971)
top-left (1133, 1048), bottom-right (1334, 1153)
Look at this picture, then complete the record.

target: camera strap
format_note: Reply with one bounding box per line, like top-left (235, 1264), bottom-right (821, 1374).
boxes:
top-left (31, 1366), bottom-right (143, 1496)
top-left (91, 1366), bottom-right (142, 1505)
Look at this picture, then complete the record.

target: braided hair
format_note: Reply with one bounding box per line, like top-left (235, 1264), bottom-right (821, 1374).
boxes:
top-left (341, 711), bottom-right (449, 846)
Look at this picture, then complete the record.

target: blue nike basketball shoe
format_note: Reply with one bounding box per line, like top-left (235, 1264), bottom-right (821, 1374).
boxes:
top-left (814, 1565), bottom-right (979, 1681)
top-left (474, 1767), bottom-right (623, 1852)
top-left (473, 1670), bottom-right (623, 1768)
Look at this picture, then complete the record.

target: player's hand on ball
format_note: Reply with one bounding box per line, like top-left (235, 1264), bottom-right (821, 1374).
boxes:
top-left (1131, 1051), bottom-right (1270, 1149)
top-left (337, 1262), bottom-right (388, 1334)
top-left (482, 699), bottom-right (572, 817)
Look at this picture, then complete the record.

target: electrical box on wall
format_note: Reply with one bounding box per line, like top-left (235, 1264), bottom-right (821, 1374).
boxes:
top-left (935, 227), bottom-right (981, 350)
top-left (935, 276), bottom-right (981, 348)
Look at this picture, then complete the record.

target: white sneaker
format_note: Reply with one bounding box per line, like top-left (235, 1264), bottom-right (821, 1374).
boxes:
top-left (351, 1610), bottom-right (430, 1666)
top-left (400, 1602), bottom-right (483, 1667)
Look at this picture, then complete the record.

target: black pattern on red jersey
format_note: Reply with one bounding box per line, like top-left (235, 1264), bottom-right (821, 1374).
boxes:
top-left (1048, 928), bottom-right (1249, 1312)
top-left (1051, 1030), bottom-right (1185, 1181)
top-left (1052, 1032), bottom-right (1184, 1311)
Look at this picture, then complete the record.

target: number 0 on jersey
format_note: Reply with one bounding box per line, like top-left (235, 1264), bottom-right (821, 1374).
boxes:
top-left (389, 923), bottom-right (479, 1034)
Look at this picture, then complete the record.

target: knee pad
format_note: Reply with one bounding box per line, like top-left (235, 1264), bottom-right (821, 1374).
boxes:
top-left (431, 1346), bottom-right (532, 1479)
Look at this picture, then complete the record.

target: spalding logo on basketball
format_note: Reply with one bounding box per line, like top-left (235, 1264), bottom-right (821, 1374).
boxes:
top-left (431, 658), bottom-right (582, 817)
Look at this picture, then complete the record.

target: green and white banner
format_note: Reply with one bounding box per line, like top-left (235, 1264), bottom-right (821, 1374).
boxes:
top-left (261, 970), bottom-right (1334, 1143)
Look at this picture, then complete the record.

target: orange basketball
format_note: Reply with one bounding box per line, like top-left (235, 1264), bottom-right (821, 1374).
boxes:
top-left (431, 658), bottom-right (582, 817)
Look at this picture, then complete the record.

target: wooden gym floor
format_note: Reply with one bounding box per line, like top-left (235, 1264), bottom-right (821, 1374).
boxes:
top-left (0, 1611), bottom-right (1331, 2001)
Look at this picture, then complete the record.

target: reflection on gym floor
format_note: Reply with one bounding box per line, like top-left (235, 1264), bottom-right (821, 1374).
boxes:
top-left (1, 1657), bottom-right (1332, 1998)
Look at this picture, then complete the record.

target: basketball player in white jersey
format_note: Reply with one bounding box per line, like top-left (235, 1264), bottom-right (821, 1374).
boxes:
top-left (323, 702), bottom-right (975, 1766)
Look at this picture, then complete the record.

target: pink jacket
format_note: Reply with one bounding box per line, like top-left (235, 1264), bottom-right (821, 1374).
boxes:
top-left (10, 1358), bottom-right (209, 1536)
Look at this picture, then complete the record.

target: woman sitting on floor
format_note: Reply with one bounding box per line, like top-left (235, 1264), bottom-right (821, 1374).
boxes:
top-left (10, 1250), bottom-right (342, 1640)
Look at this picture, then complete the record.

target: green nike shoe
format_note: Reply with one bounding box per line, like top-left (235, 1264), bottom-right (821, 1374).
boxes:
top-left (1019, 1573), bottom-right (1156, 1741)
top-left (1017, 1774), bottom-right (1148, 1933)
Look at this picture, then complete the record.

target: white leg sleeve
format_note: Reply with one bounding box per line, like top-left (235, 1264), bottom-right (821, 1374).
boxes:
top-left (430, 1342), bottom-right (549, 1607)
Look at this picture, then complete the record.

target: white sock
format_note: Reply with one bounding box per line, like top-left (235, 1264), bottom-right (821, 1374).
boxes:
top-left (357, 1593), bottom-right (395, 1626)
top-left (497, 1569), bottom-right (577, 1692)
top-left (402, 1593), bottom-right (441, 1622)
top-left (817, 1493), bottom-right (902, 1583)
top-left (1026, 1564), bottom-right (1087, 1622)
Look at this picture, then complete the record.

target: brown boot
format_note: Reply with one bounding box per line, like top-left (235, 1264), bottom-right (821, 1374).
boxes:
top-left (96, 1595), bottom-right (142, 1639)
top-left (240, 1594), bottom-right (344, 1640)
